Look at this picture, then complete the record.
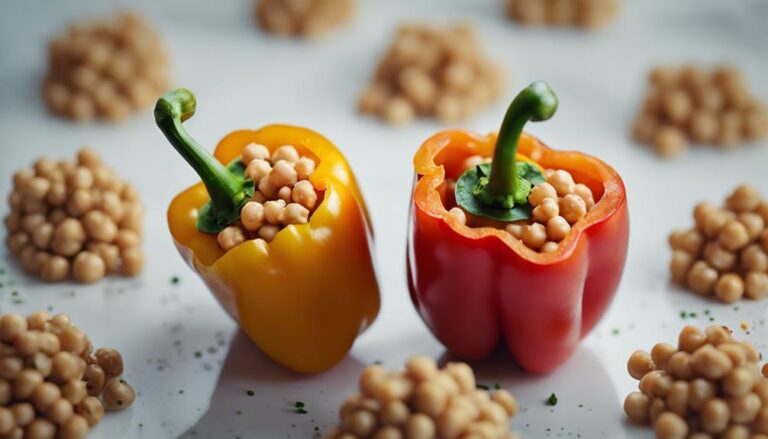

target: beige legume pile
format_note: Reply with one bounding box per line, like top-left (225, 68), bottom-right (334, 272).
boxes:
top-left (445, 156), bottom-right (595, 253)
top-left (255, 0), bottom-right (355, 37)
top-left (358, 23), bottom-right (505, 125)
top-left (632, 65), bottom-right (768, 158)
top-left (43, 11), bottom-right (171, 123)
top-left (0, 312), bottom-right (135, 439)
top-left (624, 325), bottom-right (768, 439)
top-left (325, 356), bottom-right (519, 439)
top-left (4, 148), bottom-right (144, 283)
top-left (216, 144), bottom-right (321, 250)
top-left (669, 184), bottom-right (768, 303)
top-left (506, 0), bottom-right (619, 29)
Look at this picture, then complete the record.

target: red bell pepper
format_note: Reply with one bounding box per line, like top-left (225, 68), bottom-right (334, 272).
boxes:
top-left (406, 82), bottom-right (629, 373)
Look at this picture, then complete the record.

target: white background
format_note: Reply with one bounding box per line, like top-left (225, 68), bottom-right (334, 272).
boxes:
top-left (1, 0), bottom-right (768, 437)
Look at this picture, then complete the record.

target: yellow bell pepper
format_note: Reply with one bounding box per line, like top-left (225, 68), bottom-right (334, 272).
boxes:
top-left (156, 89), bottom-right (380, 373)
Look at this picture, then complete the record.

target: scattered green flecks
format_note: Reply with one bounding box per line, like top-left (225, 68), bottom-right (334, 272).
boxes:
top-left (734, 306), bottom-right (740, 311)
top-left (294, 401), bottom-right (307, 414)
top-left (246, 390), bottom-right (254, 397)
top-left (546, 393), bottom-right (558, 406)
top-left (494, 383), bottom-right (501, 390)
top-left (476, 384), bottom-right (490, 391)
top-left (236, 410), bottom-right (242, 415)
top-left (171, 275), bottom-right (181, 285)
top-left (373, 360), bottom-right (382, 365)
top-left (194, 351), bottom-right (202, 358)
top-left (611, 328), bottom-right (620, 336)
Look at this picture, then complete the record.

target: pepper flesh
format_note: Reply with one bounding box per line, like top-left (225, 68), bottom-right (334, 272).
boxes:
top-left (407, 130), bottom-right (628, 373)
top-left (168, 125), bottom-right (380, 373)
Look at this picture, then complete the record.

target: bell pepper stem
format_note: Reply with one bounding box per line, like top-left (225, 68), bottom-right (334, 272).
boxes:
top-left (155, 88), bottom-right (247, 211)
top-left (484, 81), bottom-right (558, 199)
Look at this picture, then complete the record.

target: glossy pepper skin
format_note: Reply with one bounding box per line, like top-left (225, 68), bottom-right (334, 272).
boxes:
top-left (407, 130), bottom-right (629, 373)
top-left (167, 123), bottom-right (380, 374)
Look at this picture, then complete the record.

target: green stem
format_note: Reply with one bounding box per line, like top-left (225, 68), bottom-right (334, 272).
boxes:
top-left (155, 88), bottom-right (247, 211)
top-left (483, 81), bottom-right (558, 200)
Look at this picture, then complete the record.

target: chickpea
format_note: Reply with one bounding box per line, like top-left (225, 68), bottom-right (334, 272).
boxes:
top-left (714, 273), bottom-right (745, 303)
top-left (15, 330), bottom-right (41, 357)
top-left (257, 224), bottom-right (280, 242)
top-left (113, 229), bottom-right (139, 250)
top-left (413, 381), bottom-right (447, 417)
top-left (678, 325), bottom-right (707, 353)
top-left (51, 219), bottom-right (86, 257)
top-left (729, 392), bottom-right (761, 424)
top-left (686, 261), bottom-right (718, 295)
top-left (67, 189), bottom-right (94, 216)
top-left (654, 126), bottom-right (687, 157)
top-left (51, 352), bottom-right (81, 383)
top-left (746, 272), bottom-right (768, 300)
top-left (72, 251), bottom-right (106, 284)
top-left (718, 220), bottom-right (750, 251)
top-left (267, 160), bottom-right (298, 188)
top-left (667, 351), bottom-right (694, 380)
top-left (548, 170), bottom-right (575, 196)
top-left (699, 397), bottom-right (730, 434)
top-left (505, 223), bottom-right (522, 238)
top-left (521, 223), bottom-right (547, 250)
top-left (32, 382), bottom-right (61, 412)
top-left (24, 177), bottom-right (51, 200)
top-left (21, 214), bottom-right (46, 234)
top-left (102, 378), bottom-right (136, 410)
top-left (5, 232), bottom-right (29, 256)
top-left (13, 369), bottom-right (43, 399)
top-left (281, 203), bottom-right (309, 225)
top-left (242, 143), bottom-right (270, 164)
top-left (654, 411), bottom-right (688, 439)
top-left (380, 400), bottom-right (409, 426)
top-left (31, 223), bottom-right (54, 250)
top-left (59, 326), bottom-right (86, 355)
top-left (738, 212), bottom-right (764, 240)
top-left (294, 157), bottom-right (316, 180)
top-left (372, 426), bottom-right (402, 439)
top-left (703, 241), bottom-right (736, 272)
top-left (76, 148), bottom-right (101, 168)
top-left (76, 396), bottom-right (104, 426)
top-left (272, 145), bottom-right (300, 164)
top-left (688, 378), bottom-right (717, 412)
top-left (405, 414), bottom-right (436, 439)
top-left (59, 415), bottom-right (88, 439)
top-left (39, 333), bottom-right (60, 357)
top-left (277, 186), bottom-right (292, 203)
top-left (48, 398), bottom-right (74, 424)
top-left (264, 200), bottom-right (287, 225)
top-left (10, 403), bottom-right (34, 427)
top-left (47, 208), bottom-right (67, 226)
top-left (217, 226), bottom-right (245, 251)
top-left (246, 159), bottom-right (271, 184)
top-left (540, 241), bottom-right (559, 253)
top-left (528, 182), bottom-right (557, 206)
top-left (27, 312), bottom-right (49, 331)
top-left (692, 345), bottom-right (734, 380)
top-left (99, 191), bottom-right (124, 222)
top-left (666, 380), bottom-right (689, 416)
top-left (559, 194), bottom-right (587, 224)
top-left (669, 250), bottom-right (694, 285)
top-left (727, 184), bottom-right (761, 212)
top-left (722, 366), bottom-right (756, 398)
top-left (741, 244), bottom-right (768, 273)
top-left (532, 198), bottom-right (559, 223)
top-left (436, 406), bottom-right (472, 439)
top-left (292, 180), bottom-right (317, 210)
top-left (120, 246), bottom-right (144, 276)
top-left (627, 350), bottom-right (655, 379)
top-left (639, 370), bottom-right (672, 397)
top-left (0, 314), bottom-right (28, 343)
top-left (258, 178), bottom-right (279, 198)
top-left (650, 343), bottom-right (676, 370)
top-left (405, 356), bottom-right (437, 382)
top-left (26, 418), bottom-right (55, 439)
top-left (240, 202), bottom-right (265, 232)
top-left (81, 211), bottom-right (118, 242)
top-left (0, 408), bottom-right (14, 436)
top-left (61, 380), bottom-right (87, 405)
top-left (703, 209), bottom-right (729, 238)
top-left (718, 343), bottom-right (747, 366)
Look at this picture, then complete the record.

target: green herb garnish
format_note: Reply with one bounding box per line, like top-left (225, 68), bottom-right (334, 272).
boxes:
top-left (547, 393), bottom-right (558, 406)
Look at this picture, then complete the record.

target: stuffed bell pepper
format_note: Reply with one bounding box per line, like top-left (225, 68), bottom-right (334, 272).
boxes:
top-left (156, 89), bottom-right (380, 373)
top-left (407, 81), bottom-right (629, 373)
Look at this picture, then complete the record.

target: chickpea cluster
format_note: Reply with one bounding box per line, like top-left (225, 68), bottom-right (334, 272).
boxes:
top-left (43, 11), bottom-right (171, 122)
top-left (4, 148), bottom-right (144, 283)
top-left (669, 185), bottom-right (768, 303)
top-left (325, 356), bottom-right (519, 439)
top-left (216, 144), bottom-right (321, 250)
top-left (506, 0), bottom-right (619, 29)
top-left (632, 65), bottom-right (768, 158)
top-left (358, 23), bottom-right (505, 125)
top-left (623, 325), bottom-right (768, 439)
top-left (255, 0), bottom-right (355, 37)
top-left (446, 156), bottom-right (595, 253)
top-left (0, 312), bottom-right (135, 439)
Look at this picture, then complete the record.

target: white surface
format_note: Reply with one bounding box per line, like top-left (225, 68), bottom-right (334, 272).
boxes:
top-left (1, 0), bottom-right (768, 438)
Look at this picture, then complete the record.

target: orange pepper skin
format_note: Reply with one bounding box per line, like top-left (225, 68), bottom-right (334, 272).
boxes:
top-left (168, 125), bottom-right (380, 373)
top-left (407, 131), bottom-right (629, 373)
